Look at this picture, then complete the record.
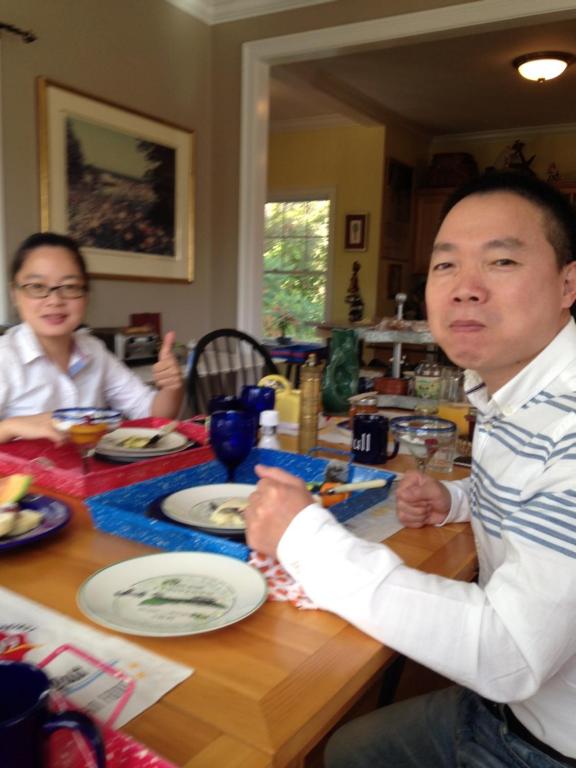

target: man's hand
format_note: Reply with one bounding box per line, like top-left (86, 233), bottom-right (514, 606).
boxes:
top-left (396, 470), bottom-right (452, 528)
top-left (153, 331), bottom-right (183, 392)
top-left (244, 465), bottom-right (315, 556)
top-left (0, 413), bottom-right (65, 444)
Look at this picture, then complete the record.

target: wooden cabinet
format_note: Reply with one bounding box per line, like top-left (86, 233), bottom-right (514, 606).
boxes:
top-left (556, 182), bottom-right (576, 208)
top-left (411, 187), bottom-right (453, 274)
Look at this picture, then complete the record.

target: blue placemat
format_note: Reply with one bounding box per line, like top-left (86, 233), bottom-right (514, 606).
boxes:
top-left (86, 448), bottom-right (395, 560)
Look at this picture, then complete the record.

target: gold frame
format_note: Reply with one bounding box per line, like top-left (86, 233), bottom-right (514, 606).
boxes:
top-left (38, 78), bottom-right (194, 283)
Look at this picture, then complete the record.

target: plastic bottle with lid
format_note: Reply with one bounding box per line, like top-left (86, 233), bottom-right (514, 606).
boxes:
top-left (258, 409), bottom-right (281, 450)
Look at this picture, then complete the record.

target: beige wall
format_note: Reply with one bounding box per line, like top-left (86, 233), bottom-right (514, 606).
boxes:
top-left (1, 0), bottom-right (211, 343)
top-left (268, 124), bottom-right (386, 323)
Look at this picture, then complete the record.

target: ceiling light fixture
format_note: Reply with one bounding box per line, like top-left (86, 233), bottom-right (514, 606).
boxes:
top-left (513, 51), bottom-right (574, 83)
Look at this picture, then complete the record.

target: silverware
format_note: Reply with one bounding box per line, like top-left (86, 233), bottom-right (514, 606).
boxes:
top-left (319, 478), bottom-right (393, 495)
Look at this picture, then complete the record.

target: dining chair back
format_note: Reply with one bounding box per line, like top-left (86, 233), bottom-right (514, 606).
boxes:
top-left (187, 329), bottom-right (278, 414)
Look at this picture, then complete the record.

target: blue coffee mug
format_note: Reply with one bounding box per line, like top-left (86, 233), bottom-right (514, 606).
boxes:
top-left (352, 413), bottom-right (399, 465)
top-left (0, 661), bottom-right (106, 768)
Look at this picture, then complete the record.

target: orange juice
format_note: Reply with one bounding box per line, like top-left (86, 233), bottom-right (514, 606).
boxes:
top-left (69, 422), bottom-right (109, 447)
top-left (436, 402), bottom-right (470, 436)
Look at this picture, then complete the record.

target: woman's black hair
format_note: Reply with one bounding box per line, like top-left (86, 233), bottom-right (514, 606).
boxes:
top-left (440, 171), bottom-right (576, 268)
top-left (11, 232), bottom-right (90, 288)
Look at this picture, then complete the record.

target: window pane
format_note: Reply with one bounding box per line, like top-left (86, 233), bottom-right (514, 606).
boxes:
top-left (306, 200), bottom-right (330, 237)
top-left (307, 236), bottom-right (328, 271)
top-left (283, 202), bottom-right (307, 236)
top-left (264, 202), bottom-right (284, 237)
top-left (263, 238), bottom-right (284, 270)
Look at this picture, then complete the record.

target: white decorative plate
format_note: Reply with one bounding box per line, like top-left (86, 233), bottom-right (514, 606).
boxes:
top-left (77, 552), bottom-right (267, 637)
top-left (160, 484), bottom-right (255, 534)
top-left (97, 428), bottom-right (189, 458)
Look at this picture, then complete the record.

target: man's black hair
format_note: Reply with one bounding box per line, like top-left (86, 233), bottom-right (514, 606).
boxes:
top-left (440, 171), bottom-right (576, 268)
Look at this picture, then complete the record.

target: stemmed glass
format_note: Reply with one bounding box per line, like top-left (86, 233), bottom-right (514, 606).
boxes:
top-left (52, 408), bottom-right (122, 474)
top-left (390, 416), bottom-right (456, 473)
top-left (210, 410), bottom-right (257, 482)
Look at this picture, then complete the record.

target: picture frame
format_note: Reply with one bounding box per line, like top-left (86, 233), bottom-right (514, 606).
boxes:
top-left (38, 78), bottom-right (195, 283)
top-left (344, 213), bottom-right (368, 251)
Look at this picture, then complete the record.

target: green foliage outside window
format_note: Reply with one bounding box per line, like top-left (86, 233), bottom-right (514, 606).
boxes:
top-left (263, 199), bottom-right (330, 341)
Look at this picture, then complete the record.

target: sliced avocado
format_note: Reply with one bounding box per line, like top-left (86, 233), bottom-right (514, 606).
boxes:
top-left (0, 474), bottom-right (33, 506)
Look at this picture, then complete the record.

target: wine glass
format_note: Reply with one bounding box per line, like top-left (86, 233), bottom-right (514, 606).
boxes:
top-left (52, 408), bottom-right (122, 473)
top-left (390, 416), bottom-right (456, 473)
top-left (210, 410), bottom-right (257, 482)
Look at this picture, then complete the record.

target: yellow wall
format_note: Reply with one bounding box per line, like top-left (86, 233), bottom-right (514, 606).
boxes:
top-left (432, 128), bottom-right (576, 180)
top-left (268, 125), bottom-right (386, 323)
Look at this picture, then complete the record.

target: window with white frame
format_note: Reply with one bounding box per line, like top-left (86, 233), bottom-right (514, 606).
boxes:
top-left (263, 198), bottom-right (331, 341)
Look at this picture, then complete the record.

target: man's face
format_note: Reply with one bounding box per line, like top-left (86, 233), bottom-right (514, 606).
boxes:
top-left (426, 191), bottom-right (576, 393)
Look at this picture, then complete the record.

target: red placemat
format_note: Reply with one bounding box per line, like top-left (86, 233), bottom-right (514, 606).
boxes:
top-left (0, 418), bottom-right (212, 499)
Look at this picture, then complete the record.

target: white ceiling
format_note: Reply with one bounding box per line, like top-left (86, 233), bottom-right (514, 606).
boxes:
top-left (269, 17), bottom-right (576, 136)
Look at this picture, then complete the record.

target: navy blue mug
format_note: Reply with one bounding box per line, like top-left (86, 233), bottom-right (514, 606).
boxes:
top-left (0, 660), bottom-right (106, 768)
top-left (352, 413), bottom-right (399, 465)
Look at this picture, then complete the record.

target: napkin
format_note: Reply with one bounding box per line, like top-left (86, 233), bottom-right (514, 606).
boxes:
top-left (249, 551), bottom-right (318, 610)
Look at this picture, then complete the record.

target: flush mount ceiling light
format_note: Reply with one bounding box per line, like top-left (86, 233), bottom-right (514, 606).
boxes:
top-left (513, 52), bottom-right (574, 82)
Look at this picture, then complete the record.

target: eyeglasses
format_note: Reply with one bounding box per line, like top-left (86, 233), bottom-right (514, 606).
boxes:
top-left (16, 283), bottom-right (88, 299)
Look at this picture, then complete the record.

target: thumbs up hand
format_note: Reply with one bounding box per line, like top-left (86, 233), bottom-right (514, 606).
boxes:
top-left (153, 331), bottom-right (183, 392)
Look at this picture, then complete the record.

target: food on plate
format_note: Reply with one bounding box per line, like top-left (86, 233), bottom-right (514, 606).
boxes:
top-left (120, 436), bottom-right (153, 449)
top-left (0, 474), bottom-right (32, 505)
top-left (209, 498), bottom-right (249, 527)
top-left (0, 510), bottom-right (16, 537)
top-left (0, 506), bottom-right (43, 538)
top-left (8, 509), bottom-right (43, 537)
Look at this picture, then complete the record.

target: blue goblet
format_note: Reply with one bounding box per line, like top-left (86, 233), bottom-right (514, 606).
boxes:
top-left (210, 410), bottom-right (257, 482)
top-left (240, 386), bottom-right (275, 444)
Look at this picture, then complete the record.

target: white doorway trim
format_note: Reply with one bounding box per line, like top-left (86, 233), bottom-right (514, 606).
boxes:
top-left (237, 0), bottom-right (576, 335)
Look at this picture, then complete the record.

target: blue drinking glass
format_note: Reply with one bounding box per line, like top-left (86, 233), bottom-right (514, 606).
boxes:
top-left (210, 410), bottom-right (257, 481)
top-left (240, 386), bottom-right (275, 417)
top-left (208, 395), bottom-right (243, 414)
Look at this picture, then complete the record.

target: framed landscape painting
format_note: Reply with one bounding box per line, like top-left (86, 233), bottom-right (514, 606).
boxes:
top-left (38, 78), bottom-right (194, 282)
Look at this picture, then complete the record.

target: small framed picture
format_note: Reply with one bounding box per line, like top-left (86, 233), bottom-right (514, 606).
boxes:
top-left (344, 213), bottom-right (368, 251)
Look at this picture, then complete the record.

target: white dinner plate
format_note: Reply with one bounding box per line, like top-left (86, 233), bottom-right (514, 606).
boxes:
top-left (97, 427), bottom-right (190, 458)
top-left (161, 484), bottom-right (255, 534)
top-left (77, 551), bottom-right (267, 637)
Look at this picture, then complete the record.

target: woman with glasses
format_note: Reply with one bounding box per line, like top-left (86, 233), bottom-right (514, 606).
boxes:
top-left (0, 232), bottom-right (183, 443)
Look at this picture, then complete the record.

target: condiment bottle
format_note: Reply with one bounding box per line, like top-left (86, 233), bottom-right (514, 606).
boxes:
top-left (348, 393), bottom-right (378, 428)
top-left (258, 410), bottom-right (281, 450)
top-left (298, 353), bottom-right (323, 454)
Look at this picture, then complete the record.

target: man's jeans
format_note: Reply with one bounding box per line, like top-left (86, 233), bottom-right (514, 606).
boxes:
top-left (325, 686), bottom-right (571, 768)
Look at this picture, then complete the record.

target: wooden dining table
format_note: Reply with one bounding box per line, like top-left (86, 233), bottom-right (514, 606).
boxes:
top-left (0, 437), bottom-right (475, 768)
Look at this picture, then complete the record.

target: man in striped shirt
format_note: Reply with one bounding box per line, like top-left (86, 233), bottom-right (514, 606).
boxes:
top-left (245, 172), bottom-right (576, 767)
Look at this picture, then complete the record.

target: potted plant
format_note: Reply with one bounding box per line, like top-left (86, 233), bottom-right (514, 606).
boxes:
top-left (276, 310), bottom-right (295, 345)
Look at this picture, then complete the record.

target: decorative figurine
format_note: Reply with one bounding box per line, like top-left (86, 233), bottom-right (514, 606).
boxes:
top-left (345, 260), bottom-right (364, 323)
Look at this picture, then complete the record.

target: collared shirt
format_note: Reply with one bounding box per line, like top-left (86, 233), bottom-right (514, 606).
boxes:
top-left (278, 319), bottom-right (576, 758)
top-left (0, 323), bottom-right (155, 419)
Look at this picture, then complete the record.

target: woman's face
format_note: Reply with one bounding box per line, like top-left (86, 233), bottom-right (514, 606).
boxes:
top-left (12, 246), bottom-right (88, 342)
